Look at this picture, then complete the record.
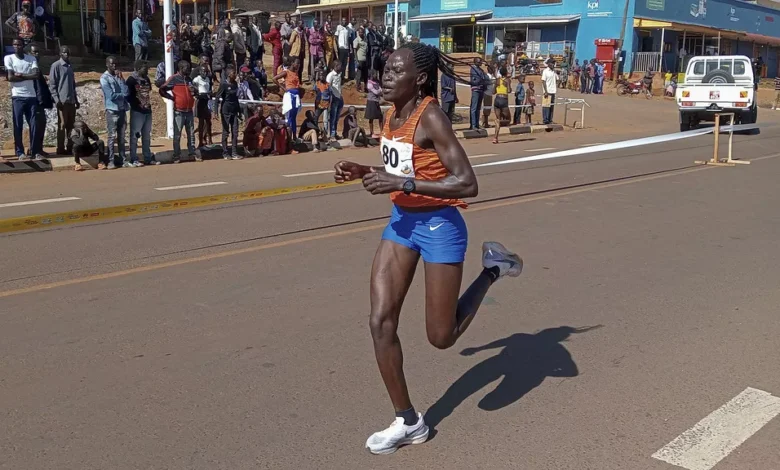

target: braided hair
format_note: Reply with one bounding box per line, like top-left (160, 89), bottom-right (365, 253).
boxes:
top-left (399, 42), bottom-right (476, 98)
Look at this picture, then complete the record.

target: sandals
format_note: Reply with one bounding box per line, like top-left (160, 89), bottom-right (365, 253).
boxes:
top-left (74, 163), bottom-right (84, 171)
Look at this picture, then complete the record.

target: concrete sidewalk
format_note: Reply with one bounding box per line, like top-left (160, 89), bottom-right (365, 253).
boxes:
top-left (1, 124), bottom-right (564, 173)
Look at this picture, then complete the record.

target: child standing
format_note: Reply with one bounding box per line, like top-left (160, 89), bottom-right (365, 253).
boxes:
top-left (365, 69), bottom-right (383, 139)
top-left (314, 70), bottom-right (331, 136)
top-left (524, 80), bottom-right (536, 125)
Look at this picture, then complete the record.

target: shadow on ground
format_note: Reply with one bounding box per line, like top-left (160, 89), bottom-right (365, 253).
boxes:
top-left (424, 325), bottom-right (603, 436)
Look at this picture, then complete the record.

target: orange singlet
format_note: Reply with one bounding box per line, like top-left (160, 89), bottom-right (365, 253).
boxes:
top-left (381, 96), bottom-right (467, 209)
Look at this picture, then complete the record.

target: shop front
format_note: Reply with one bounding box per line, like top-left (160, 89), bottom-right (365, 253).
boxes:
top-left (408, 10), bottom-right (490, 54)
top-left (298, 0), bottom-right (399, 29)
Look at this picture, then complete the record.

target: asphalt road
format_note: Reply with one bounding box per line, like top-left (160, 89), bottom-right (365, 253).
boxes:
top-left (3, 115), bottom-right (780, 470)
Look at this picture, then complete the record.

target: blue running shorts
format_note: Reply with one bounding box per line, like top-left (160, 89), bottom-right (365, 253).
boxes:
top-left (381, 205), bottom-right (468, 264)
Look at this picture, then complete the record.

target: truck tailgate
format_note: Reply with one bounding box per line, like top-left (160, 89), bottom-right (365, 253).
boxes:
top-left (677, 85), bottom-right (753, 110)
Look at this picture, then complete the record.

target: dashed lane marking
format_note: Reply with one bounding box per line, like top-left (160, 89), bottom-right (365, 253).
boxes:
top-left (155, 182), bottom-right (228, 191)
top-left (0, 197), bottom-right (81, 209)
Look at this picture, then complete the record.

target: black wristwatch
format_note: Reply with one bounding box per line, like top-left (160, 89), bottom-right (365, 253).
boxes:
top-left (402, 178), bottom-right (416, 195)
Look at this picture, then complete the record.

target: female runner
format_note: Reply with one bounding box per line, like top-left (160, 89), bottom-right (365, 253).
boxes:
top-left (333, 43), bottom-right (523, 455)
top-left (493, 66), bottom-right (512, 144)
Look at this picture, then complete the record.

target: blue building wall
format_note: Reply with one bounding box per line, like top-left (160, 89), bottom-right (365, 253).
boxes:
top-left (634, 0), bottom-right (780, 36)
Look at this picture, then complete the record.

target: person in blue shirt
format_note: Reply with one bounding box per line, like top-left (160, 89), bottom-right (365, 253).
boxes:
top-left (100, 56), bottom-right (129, 169)
top-left (132, 10), bottom-right (152, 61)
top-left (513, 78), bottom-right (526, 125)
top-left (440, 71), bottom-right (457, 123)
top-left (469, 57), bottom-right (487, 130)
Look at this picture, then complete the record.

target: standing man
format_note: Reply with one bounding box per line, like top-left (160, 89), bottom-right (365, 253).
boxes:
top-left (159, 60), bottom-right (199, 163)
top-left (5, 0), bottom-right (36, 47)
top-left (289, 20), bottom-right (304, 79)
top-left (347, 16), bottom-right (357, 81)
top-left (232, 17), bottom-right (248, 68)
top-left (353, 27), bottom-right (367, 92)
top-left (336, 18), bottom-right (350, 81)
top-left (280, 13), bottom-right (293, 60)
top-left (326, 60), bottom-right (343, 140)
top-left (126, 61), bottom-right (156, 166)
top-left (469, 57), bottom-right (486, 130)
top-left (248, 16), bottom-right (263, 64)
top-left (99, 56), bottom-right (129, 169)
top-left (4, 38), bottom-right (40, 161)
top-left (29, 45), bottom-right (53, 159)
top-left (307, 20), bottom-right (324, 80)
top-left (296, 20), bottom-right (307, 82)
top-left (263, 21), bottom-right (283, 76)
top-left (195, 15), bottom-right (213, 59)
top-left (440, 69), bottom-right (457, 122)
top-left (180, 14), bottom-right (194, 66)
top-left (132, 9), bottom-right (152, 61)
top-left (49, 45), bottom-right (79, 155)
top-left (541, 59), bottom-right (557, 124)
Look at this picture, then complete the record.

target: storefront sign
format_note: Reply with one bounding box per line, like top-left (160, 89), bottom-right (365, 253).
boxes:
top-left (646, 0), bottom-right (664, 11)
top-left (441, 0), bottom-right (467, 11)
top-left (728, 7), bottom-right (739, 22)
top-left (586, 0), bottom-right (612, 18)
top-left (690, 0), bottom-right (707, 19)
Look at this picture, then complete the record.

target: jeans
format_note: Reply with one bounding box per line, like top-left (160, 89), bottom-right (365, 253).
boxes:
top-left (329, 96), bottom-right (343, 138)
top-left (12, 97), bottom-right (39, 157)
top-left (129, 111), bottom-right (153, 163)
top-left (580, 75), bottom-right (588, 93)
top-left (173, 110), bottom-right (195, 159)
top-left (470, 91), bottom-right (483, 129)
top-left (355, 60), bottom-right (366, 88)
top-left (542, 94), bottom-right (556, 124)
top-left (57, 103), bottom-right (76, 153)
top-left (287, 106), bottom-right (299, 138)
top-left (442, 100), bottom-right (455, 122)
top-left (106, 109), bottom-right (127, 166)
top-left (34, 107), bottom-right (47, 156)
top-left (221, 113), bottom-right (240, 155)
top-left (315, 107), bottom-right (329, 136)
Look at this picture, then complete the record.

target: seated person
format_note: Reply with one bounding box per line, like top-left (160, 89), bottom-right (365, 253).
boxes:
top-left (70, 120), bottom-right (107, 171)
top-left (342, 106), bottom-right (367, 146)
top-left (242, 105), bottom-right (266, 156)
top-left (298, 110), bottom-right (323, 152)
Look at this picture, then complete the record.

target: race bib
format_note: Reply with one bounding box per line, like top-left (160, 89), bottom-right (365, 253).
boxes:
top-left (380, 136), bottom-right (415, 178)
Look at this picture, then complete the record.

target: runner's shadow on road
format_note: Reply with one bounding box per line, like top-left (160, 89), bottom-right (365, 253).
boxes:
top-left (424, 325), bottom-right (602, 438)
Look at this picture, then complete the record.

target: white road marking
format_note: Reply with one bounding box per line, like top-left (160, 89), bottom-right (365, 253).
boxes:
top-left (282, 154), bottom-right (497, 178)
top-left (525, 148), bottom-right (557, 152)
top-left (652, 387), bottom-right (780, 470)
top-left (154, 182), bottom-right (228, 191)
top-left (581, 142), bottom-right (606, 146)
top-left (283, 170), bottom-right (334, 177)
top-left (0, 197), bottom-right (81, 208)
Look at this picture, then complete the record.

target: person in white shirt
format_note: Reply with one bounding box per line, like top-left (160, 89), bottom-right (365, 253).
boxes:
top-left (335, 18), bottom-right (350, 80)
top-left (540, 59), bottom-right (558, 124)
top-left (4, 38), bottom-right (41, 161)
top-left (326, 60), bottom-right (343, 139)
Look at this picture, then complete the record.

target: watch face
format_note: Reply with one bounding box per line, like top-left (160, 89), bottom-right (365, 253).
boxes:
top-left (403, 179), bottom-right (415, 193)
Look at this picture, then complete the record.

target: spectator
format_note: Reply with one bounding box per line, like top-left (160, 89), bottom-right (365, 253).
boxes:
top-left (29, 45), bottom-right (53, 158)
top-left (154, 60), bottom-right (166, 88)
top-left (469, 57), bottom-right (487, 130)
top-left (307, 20), bottom-right (325, 81)
top-left (524, 80), bottom-right (536, 125)
top-left (180, 14), bottom-right (194, 66)
top-left (580, 60), bottom-right (589, 93)
top-left (258, 110), bottom-right (276, 156)
top-left (324, 22), bottom-right (336, 71)
top-left (232, 17), bottom-right (248, 69)
top-left (242, 105), bottom-right (265, 156)
top-left (342, 106), bottom-right (366, 146)
top-left (213, 18), bottom-right (233, 82)
top-left (126, 60), bottom-right (157, 166)
top-left (481, 63), bottom-right (495, 129)
top-left (353, 27), bottom-right (367, 92)
top-left (440, 70), bottom-right (456, 123)
top-left (100, 56), bottom-right (129, 169)
top-left (541, 59), bottom-right (557, 125)
top-left (5, 38), bottom-right (40, 161)
top-left (215, 65), bottom-right (241, 159)
top-left (587, 59), bottom-right (596, 94)
top-left (132, 9), bottom-right (152, 61)
top-left (274, 58), bottom-right (302, 138)
top-left (336, 18), bottom-right (350, 81)
top-left (295, 20), bottom-right (307, 81)
top-left (571, 59), bottom-right (580, 91)
top-left (365, 69), bottom-right (383, 138)
top-left (248, 16), bottom-right (263, 64)
top-left (347, 17), bottom-right (357, 81)
top-left (49, 45), bottom-right (79, 156)
top-left (238, 65), bottom-right (263, 120)
top-left (252, 58), bottom-right (268, 91)
top-left (313, 69), bottom-right (331, 136)
top-left (192, 62), bottom-right (214, 148)
top-left (159, 60), bottom-right (199, 163)
top-left (594, 60), bottom-right (604, 94)
top-left (70, 120), bottom-right (106, 171)
top-left (270, 109), bottom-right (294, 155)
top-left (280, 13), bottom-right (293, 59)
top-left (5, 0), bottom-right (36, 46)
top-left (298, 110), bottom-right (322, 152)
top-left (326, 60), bottom-right (344, 140)
top-left (195, 15), bottom-right (213, 59)
top-left (263, 21), bottom-right (283, 78)
top-left (513, 77), bottom-right (525, 125)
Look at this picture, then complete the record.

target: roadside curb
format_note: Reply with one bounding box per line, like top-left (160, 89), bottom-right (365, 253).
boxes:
top-left (3, 125), bottom-right (564, 173)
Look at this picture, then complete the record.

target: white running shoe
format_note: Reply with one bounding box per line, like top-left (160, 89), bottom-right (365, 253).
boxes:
top-left (365, 413), bottom-right (429, 455)
top-left (482, 241), bottom-right (523, 279)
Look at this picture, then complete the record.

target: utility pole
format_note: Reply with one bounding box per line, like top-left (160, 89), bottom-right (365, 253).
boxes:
top-left (614, 0), bottom-right (631, 81)
top-left (163, 0), bottom-right (174, 138)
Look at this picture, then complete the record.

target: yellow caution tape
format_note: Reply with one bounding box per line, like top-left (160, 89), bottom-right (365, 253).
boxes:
top-left (0, 180), bottom-right (355, 234)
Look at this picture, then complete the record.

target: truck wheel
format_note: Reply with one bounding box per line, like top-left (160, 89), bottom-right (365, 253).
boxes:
top-left (680, 113), bottom-right (692, 132)
top-left (702, 69), bottom-right (735, 84)
top-left (741, 104), bottom-right (758, 125)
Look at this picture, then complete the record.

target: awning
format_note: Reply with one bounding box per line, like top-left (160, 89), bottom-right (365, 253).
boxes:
top-left (408, 10), bottom-right (492, 22)
top-left (633, 17), bottom-right (746, 40)
top-left (744, 33), bottom-right (780, 47)
top-left (298, 0), bottom-right (389, 12)
top-left (477, 15), bottom-right (580, 25)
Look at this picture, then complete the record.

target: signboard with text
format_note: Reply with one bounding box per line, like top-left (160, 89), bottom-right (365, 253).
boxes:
top-left (441, 0), bottom-right (467, 11)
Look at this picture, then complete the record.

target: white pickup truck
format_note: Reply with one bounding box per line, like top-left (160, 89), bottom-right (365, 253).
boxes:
top-left (676, 55), bottom-right (757, 132)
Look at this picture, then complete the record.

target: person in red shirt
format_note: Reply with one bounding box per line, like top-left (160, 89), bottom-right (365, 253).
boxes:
top-left (159, 60), bottom-right (199, 163)
top-left (263, 21), bottom-right (283, 80)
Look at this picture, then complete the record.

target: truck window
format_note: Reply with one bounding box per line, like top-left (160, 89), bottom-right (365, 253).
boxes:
top-left (734, 60), bottom-right (747, 75)
top-left (692, 61), bottom-right (705, 75)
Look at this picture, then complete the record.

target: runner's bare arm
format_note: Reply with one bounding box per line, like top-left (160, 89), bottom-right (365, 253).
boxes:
top-left (334, 161), bottom-right (382, 183)
top-left (361, 105), bottom-right (477, 198)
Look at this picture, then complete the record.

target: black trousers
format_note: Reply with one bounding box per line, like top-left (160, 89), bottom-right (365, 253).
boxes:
top-left (338, 47), bottom-right (349, 80)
